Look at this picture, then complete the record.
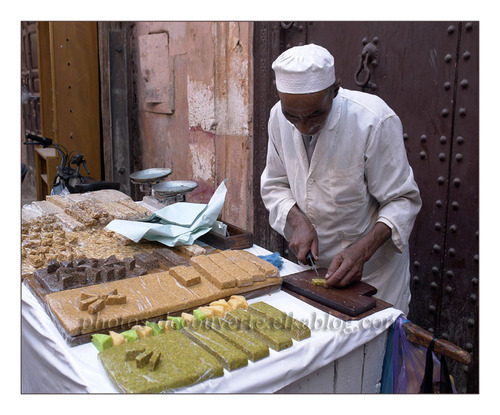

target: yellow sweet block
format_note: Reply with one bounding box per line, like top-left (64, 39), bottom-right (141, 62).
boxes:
top-left (230, 295), bottom-right (248, 309)
top-left (109, 330), bottom-right (126, 347)
top-left (158, 320), bottom-right (175, 331)
top-left (210, 299), bottom-right (231, 311)
top-left (181, 312), bottom-right (196, 326)
top-left (133, 325), bottom-right (153, 339)
top-left (227, 298), bottom-right (243, 310)
top-left (208, 305), bottom-right (226, 317)
top-left (199, 307), bottom-right (215, 318)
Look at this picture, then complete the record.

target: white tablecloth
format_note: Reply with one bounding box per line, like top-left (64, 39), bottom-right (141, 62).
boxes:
top-left (21, 245), bottom-right (401, 393)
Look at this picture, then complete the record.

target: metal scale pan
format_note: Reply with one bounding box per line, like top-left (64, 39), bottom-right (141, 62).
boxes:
top-left (152, 180), bottom-right (198, 204)
top-left (130, 168), bottom-right (173, 195)
top-left (130, 168), bottom-right (173, 184)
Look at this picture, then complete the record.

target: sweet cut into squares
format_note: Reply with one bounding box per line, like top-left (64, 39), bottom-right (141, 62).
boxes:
top-left (219, 250), bottom-right (267, 282)
top-left (207, 253), bottom-right (253, 287)
top-left (190, 255), bottom-right (236, 289)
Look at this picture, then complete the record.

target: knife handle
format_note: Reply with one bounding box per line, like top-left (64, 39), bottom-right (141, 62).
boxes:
top-left (306, 251), bottom-right (315, 266)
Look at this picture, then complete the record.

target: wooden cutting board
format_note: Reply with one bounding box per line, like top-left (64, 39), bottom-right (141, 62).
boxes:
top-left (282, 268), bottom-right (378, 317)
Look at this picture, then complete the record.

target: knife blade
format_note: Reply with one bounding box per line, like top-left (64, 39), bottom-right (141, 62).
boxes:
top-left (306, 251), bottom-right (319, 277)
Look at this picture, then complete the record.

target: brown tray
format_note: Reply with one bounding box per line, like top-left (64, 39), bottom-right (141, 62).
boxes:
top-left (199, 222), bottom-right (253, 250)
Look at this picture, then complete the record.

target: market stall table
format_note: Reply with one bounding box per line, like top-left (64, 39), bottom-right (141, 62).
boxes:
top-left (21, 245), bottom-right (401, 393)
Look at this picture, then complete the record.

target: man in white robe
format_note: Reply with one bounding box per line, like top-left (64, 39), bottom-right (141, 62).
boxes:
top-left (260, 44), bottom-right (422, 314)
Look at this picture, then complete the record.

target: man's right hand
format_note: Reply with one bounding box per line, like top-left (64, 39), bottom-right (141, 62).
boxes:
top-left (286, 204), bottom-right (319, 265)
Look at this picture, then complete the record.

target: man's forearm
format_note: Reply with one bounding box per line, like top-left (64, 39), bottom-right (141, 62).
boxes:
top-left (286, 204), bottom-right (309, 229)
top-left (355, 221), bottom-right (392, 263)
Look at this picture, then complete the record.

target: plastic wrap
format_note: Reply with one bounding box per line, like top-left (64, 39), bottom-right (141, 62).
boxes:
top-left (249, 301), bottom-right (311, 341)
top-left (42, 253), bottom-right (281, 344)
top-left (206, 317), bottom-right (270, 362)
top-left (21, 189), bottom-right (155, 278)
top-left (98, 300), bottom-right (307, 392)
top-left (224, 309), bottom-right (293, 351)
top-left (183, 323), bottom-right (248, 371)
top-left (98, 330), bottom-right (224, 393)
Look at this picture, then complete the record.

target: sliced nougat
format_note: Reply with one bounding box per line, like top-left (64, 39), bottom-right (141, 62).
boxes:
top-left (190, 255), bottom-right (236, 289)
top-left (249, 301), bottom-right (311, 341)
top-left (207, 253), bottom-right (253, 287)
top-left (183, 323), bottom-right (248, 371)
top-left (207, 317), bottom-right (269, 362)
top-left (219, 250), bottom-right (266, 282)
top-left (169, 265), bottom-right (202, 287)
top-left (237, 251), bottom-right (280, 278)
top-left (224, 309), bottom-right (293, 352)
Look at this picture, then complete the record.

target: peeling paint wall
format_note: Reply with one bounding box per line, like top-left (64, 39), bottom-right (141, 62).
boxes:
top-left (131, 22), bottom-right (254, 230)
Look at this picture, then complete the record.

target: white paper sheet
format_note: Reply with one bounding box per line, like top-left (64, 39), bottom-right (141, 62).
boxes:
top-left (105, 179), bottom-right (228, 246)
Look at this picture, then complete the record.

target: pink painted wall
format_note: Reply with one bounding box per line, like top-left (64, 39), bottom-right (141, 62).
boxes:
top-left (131, 22), bottom-right (254, 231)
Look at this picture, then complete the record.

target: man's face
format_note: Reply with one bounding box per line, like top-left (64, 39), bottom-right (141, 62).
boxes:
top-left (279, 86), bottom-right (335, 136)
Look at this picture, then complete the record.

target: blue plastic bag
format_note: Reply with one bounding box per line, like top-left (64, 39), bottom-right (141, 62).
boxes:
top-left (257, 252), bottom-right (284, 270)
top-left (381, 316), bottom-right (456, 393)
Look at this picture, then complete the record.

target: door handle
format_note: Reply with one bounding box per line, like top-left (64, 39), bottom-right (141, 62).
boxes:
top-left (354, 37), bottom-right (379, 91)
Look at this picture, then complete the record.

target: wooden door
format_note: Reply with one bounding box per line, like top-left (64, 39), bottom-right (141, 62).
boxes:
top-left (37, 22), bottom-right (102, 183)
top-left (252, 21), bottom-right (479, 393)
top-left (21, 21), bottom-right (41, 188)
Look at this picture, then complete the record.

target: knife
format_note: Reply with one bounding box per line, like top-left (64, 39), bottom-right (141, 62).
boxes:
top-left (306, 251), bottom-right (319, 277)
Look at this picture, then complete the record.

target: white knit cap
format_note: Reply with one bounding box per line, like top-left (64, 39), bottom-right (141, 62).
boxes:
top-left (272, 44), bottom-right (336, 94)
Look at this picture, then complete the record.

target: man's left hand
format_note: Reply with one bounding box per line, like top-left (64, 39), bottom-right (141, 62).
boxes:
top-left (324, 243), bottom-right (366, 287)
top-left (324, 222), bottom-right (392, 287)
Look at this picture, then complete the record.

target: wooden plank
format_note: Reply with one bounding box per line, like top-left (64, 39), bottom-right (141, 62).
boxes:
top-left (403, 322), bottom-right (472, 365)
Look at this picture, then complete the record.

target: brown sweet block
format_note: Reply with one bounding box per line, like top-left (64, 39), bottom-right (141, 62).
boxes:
top-left (106, 294), bottom-right (127, 305)
top-left (153, 248), bottom-right (190, 268)
top-left (134, 252), bottom-right (159, 270)
top-left (78, 295), bottom-right (98, 311)
top-left (219, 250), bottom-right (266, 282)
top-left (190, 255), bottom-right (236, 289)
top-left (169, 265), bottom-right (201, 287)
top-left (207, 253), bottom-right (253, 287)
top-left (88, 298), bottom-right (106, 315)
top-left (45, 258), bottom-right (282, 338)
top-left (237, 251), bottom-right (280, 278)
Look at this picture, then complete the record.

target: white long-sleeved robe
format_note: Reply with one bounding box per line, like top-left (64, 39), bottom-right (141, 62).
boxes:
top-left (260, 88), bottom-right (422, 314)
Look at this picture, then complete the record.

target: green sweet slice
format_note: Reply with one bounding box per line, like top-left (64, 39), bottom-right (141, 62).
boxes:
top-left (224, 309), bottom-right (293, 352)
top-left (98, 330), bottom-right (224, 393)
top-left (207, 317), bottom-right (269, 362)
top-left (92, 333), bottom-right (113, 352)
top-left (135, 350), bottom-right (153, 368)
top-left (183, 324), bottom-right (248, 371)
top-left (145, 321), bottom-right (164, 336)
top-left (249, 302), bottom-right (311, 341)
top-left (124, 347), bottom-right (145, 361)
top-left (148, 351), bottom-right (161, 372)
top-left (193, 309), bottom-right (206, 322)
top-left (167, 316), bottom-right (185, 330)
top-left (121, 329), bottom-right (139, 343)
